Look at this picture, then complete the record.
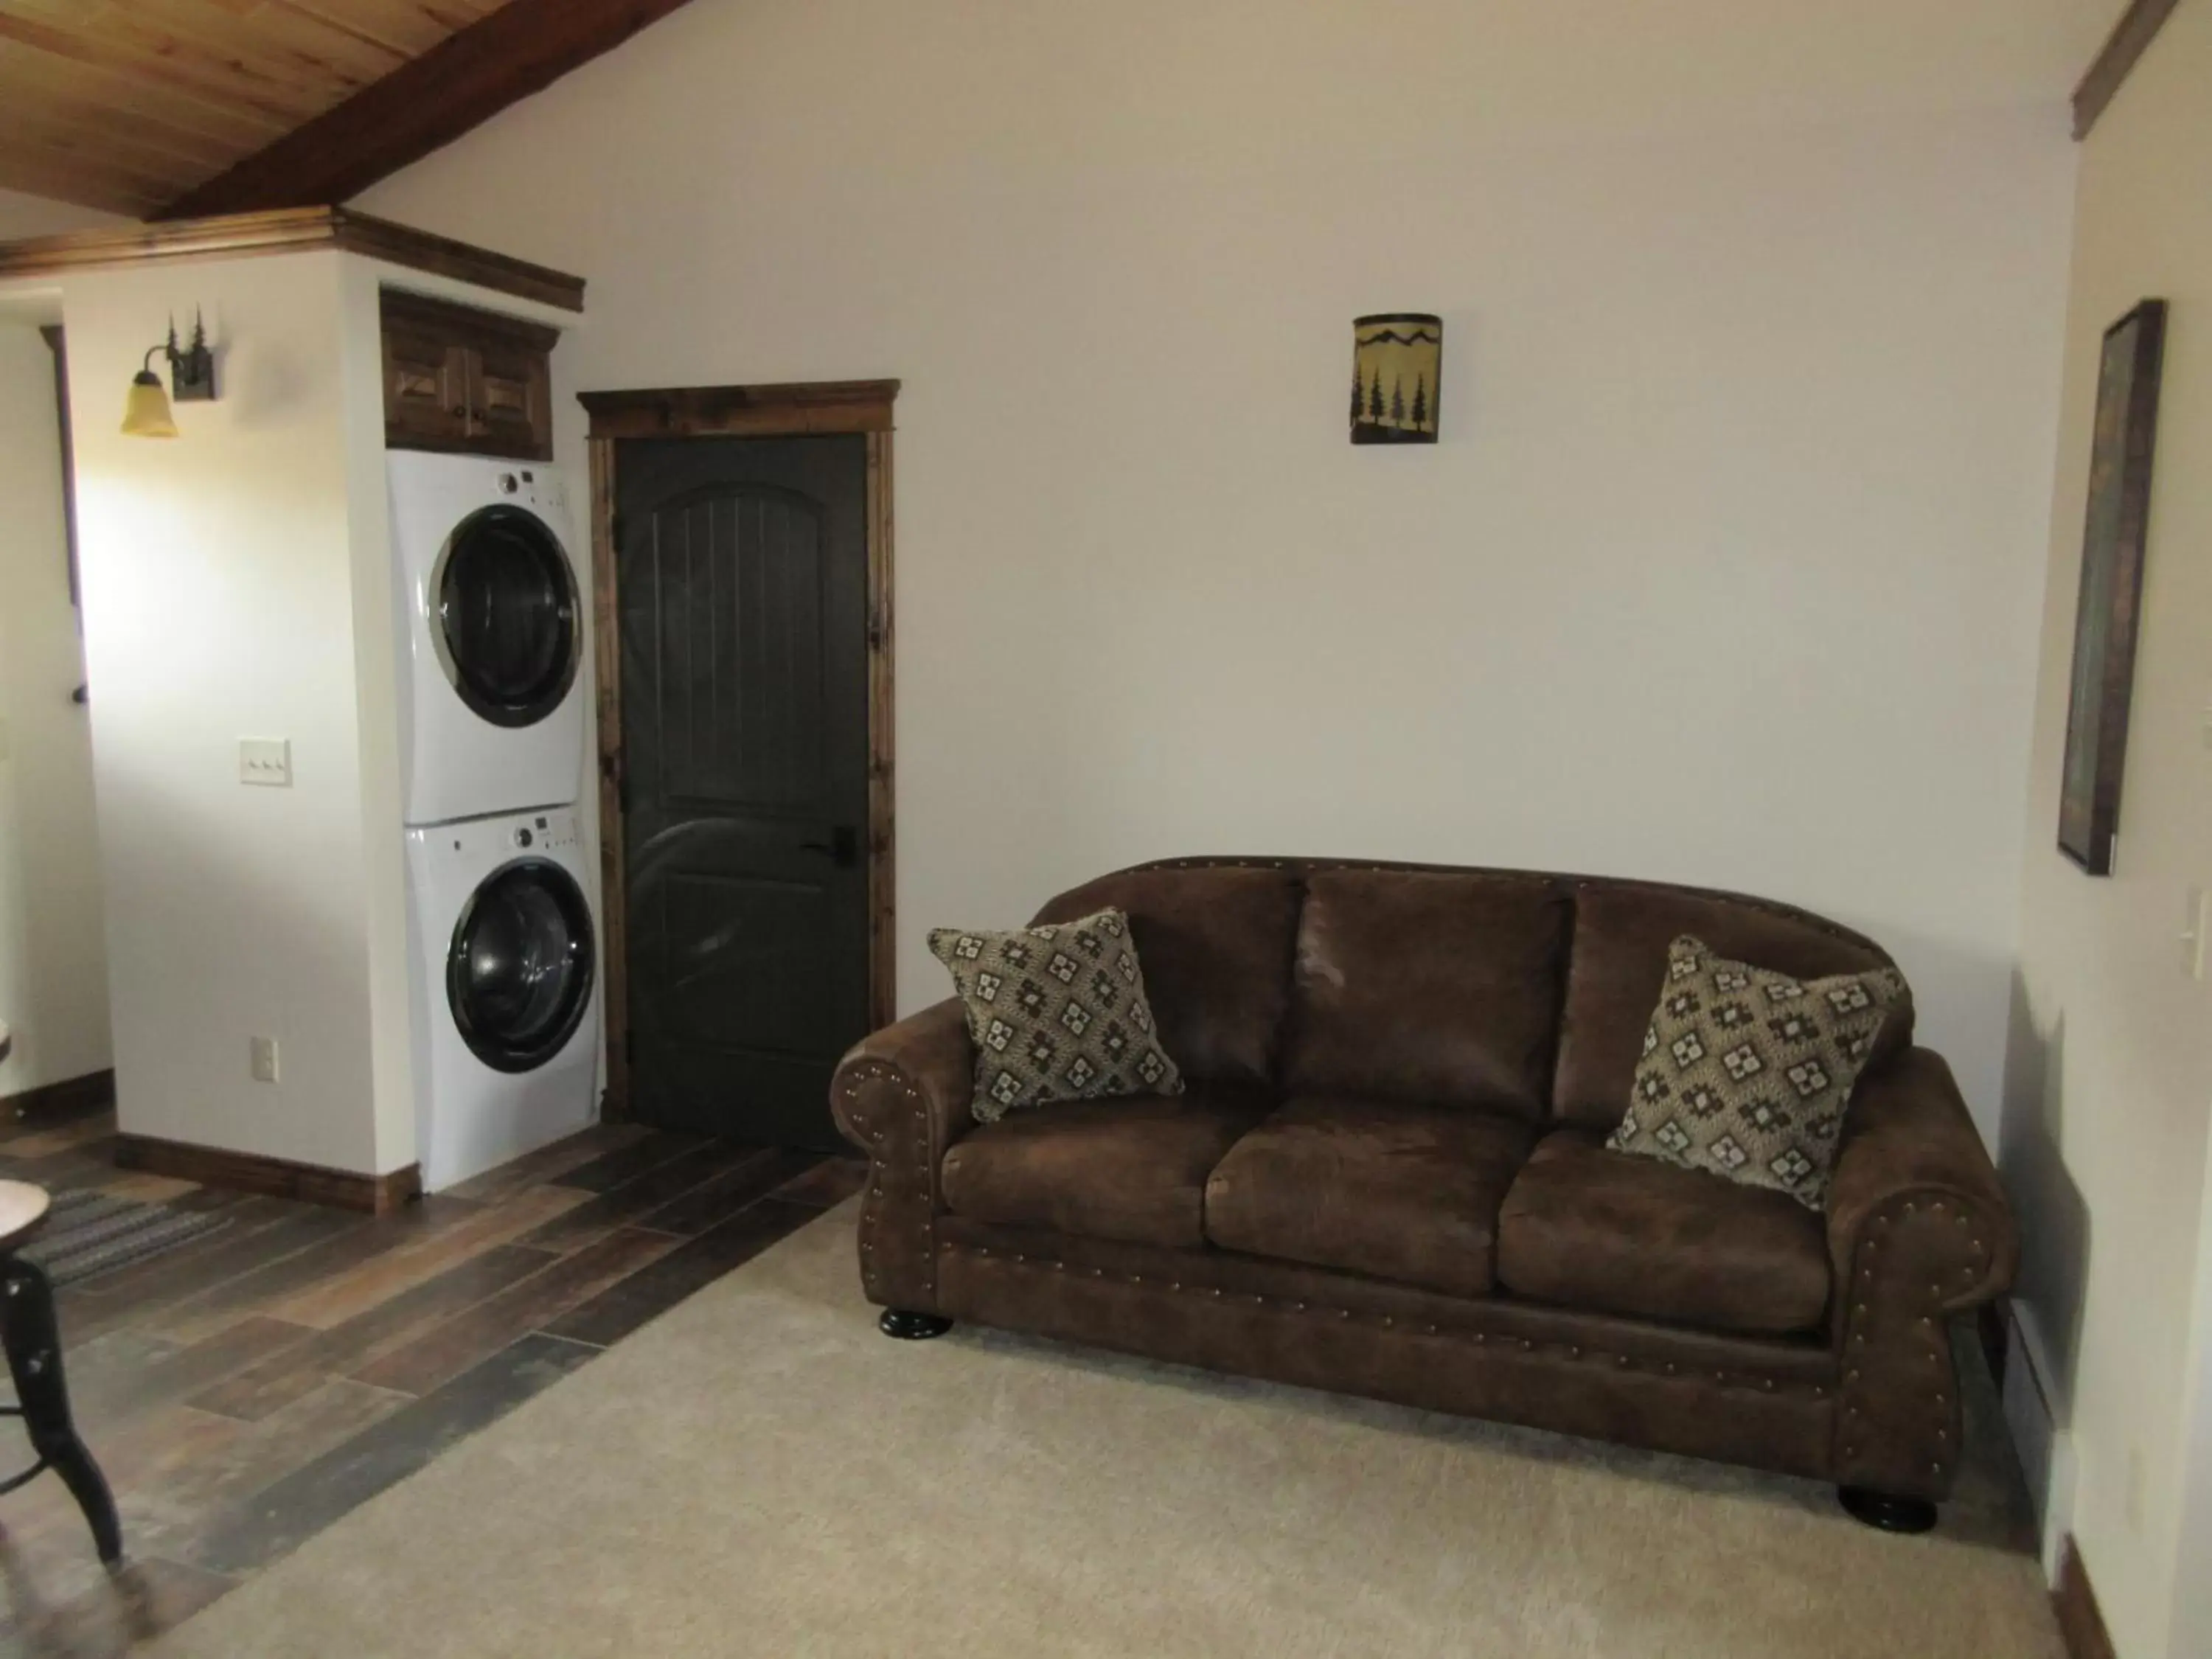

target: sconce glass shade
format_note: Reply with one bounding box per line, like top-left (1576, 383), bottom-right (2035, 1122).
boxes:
top-left (1351, 313), bottom-right (1441, 444)
top-left (122, 370), bottom-right (178, 439)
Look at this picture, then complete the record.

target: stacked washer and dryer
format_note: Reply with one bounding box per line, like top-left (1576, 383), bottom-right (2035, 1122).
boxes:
top-left (389, 453), bottom-right (599, 1193)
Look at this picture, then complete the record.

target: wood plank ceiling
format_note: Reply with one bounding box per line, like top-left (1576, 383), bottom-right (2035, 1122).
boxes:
top-left (0, 0), bottom-right (525, 218)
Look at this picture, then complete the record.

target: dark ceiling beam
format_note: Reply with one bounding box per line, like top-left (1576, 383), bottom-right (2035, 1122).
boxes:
top-left (156, 0), bottom-right (698, 220)
top-left (2073, 0), bottom-right (2183, 140)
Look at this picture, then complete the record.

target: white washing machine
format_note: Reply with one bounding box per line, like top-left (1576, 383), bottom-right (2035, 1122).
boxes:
top-left (389, 451), bottom-right (586, 827)
top-left (407, 806), bottom-right (599, 1193)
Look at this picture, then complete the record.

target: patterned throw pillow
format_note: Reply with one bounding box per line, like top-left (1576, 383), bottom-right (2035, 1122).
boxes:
top-left (928, 908), bottom-right (1183, 1122)
top-left (1608, 935), bottom-right (1905, 1210)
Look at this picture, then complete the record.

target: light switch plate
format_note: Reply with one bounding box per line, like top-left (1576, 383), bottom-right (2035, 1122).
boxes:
top-left (239, 738), bottom-right (291, 787)
top-left (249, 1035), bottom-right (279, 1083)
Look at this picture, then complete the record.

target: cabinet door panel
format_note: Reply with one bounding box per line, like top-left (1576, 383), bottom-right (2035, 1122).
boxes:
top-left (383, 323), bottom-right (471, 449)
top-left (381, 290), bottom-right (558, 460)
top-left (467, 338), bottom-right (552, 460)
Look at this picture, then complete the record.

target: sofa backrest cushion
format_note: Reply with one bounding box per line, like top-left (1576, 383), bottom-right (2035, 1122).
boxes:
top-left (1030, 865), bottom-right (1302, 1085)
top-left (1281, 869), bottom-right (1571, 1120)
top-left (1551, 881), bottom-right (1912, 1132)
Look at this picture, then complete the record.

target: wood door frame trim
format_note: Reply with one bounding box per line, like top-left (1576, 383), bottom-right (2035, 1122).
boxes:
top-left (2073, 0), bottom-right (2183, 140)
top-left (582, 380), bottom-right (900, 1119)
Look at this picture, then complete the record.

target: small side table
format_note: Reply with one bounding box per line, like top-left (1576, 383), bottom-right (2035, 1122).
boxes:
top-left (0, 1165), bottom-right (122, 1564)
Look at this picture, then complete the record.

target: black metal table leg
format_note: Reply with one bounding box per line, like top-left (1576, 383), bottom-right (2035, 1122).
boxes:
top-left (1, 1256), bottom-right (121, 1564)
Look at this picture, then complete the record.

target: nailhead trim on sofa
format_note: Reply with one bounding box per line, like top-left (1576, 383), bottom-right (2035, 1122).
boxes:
top-left (1834, 1192), bottom-right (1995, 1491)
top-left (939, 1242), bottom-right (1835, 1401)
top-left (837, 1060), bottom-right (940, 1308)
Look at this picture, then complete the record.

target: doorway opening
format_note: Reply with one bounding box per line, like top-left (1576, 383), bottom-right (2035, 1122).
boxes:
top-left (0, 316), bottom-right (112, 1123)
top-left (582, 382), bottom-right (897, 1151)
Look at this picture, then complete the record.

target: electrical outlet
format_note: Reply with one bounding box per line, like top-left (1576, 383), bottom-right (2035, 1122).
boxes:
top-left (239, 738), bottom-right (291, 787)
top-left (249, 1035), bottom-right (279, 1084)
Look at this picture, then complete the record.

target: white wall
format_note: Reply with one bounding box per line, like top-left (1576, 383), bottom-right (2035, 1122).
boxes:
top-left (0, 188), bottom-right (125, 242)
top-left (58, 251), bottom-right (401, 1174)
top-left (2000, 4), bottom-right (2212, 1654)
top-left (0, 189), bottom-right (126, 1097)
top-left (364, 0), bottom-right (2079, 1142)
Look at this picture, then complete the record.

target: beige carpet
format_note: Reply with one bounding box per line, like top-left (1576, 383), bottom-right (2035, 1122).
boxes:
top-left (153, 1202), bottom-right (2062, 1659)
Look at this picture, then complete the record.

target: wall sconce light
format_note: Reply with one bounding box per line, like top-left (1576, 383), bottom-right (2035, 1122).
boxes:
top-left (1350, 313), bottom-right (1441, 444)
top-left (121, 311), bottom-right (216, 438)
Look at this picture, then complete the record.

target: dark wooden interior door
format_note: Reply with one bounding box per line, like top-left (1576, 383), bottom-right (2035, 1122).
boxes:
top-left (616, 436), bottom-right (870, 1149)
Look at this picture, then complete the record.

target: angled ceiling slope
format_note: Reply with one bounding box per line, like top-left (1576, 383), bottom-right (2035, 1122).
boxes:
top-left (0, 0), bottom-right (694, 222)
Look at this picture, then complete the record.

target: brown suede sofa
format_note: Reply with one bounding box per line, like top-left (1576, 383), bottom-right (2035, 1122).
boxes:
top-left (830, 858), bottom-right (2018, 1531)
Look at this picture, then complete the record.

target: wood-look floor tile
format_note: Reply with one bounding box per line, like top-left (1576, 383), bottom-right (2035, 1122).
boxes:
top-left (265, 1183), bottom-right (588, 1328)
top-left (0, 1096), bottom-right (112, 1145)
top-left (0, 1119), bottom-right (115, 1168)
top-left (515, 1138), bottom-right (768, 1250)
top-left (143, 1198), bottom-right (479, 1345)
top-left (65, 1197), bottom-right (310, 1304)
top-left (770, 1155), bottom-right (867, 1209)
top-left (74, 1316), bottom-right (314, 1432)
top-left (47, 1326), bottom-right (176, 1411)
top-left (94, 1172), bottom-right (201, 1206)
top-left (0, 1400), bottom-right (246, 1557)
top-left (186, 1332), bottom-right (599, 1578)
top-left (125, 1380), bottom-right (411, 1562)
top-left (440, 1120), bottom-right (653, 1203)
top-left (546, 1197), bottom-right (822, 1348)
top-left (0, 1552), bottom-right (234, 1659)
top-left (189, 1245), bottom-right (556, 1422)
top-left (56, 1203), bottom-right (356, 1351)
top-left (5, 1143), bottom-right (125, 1194)
top-left (632, 1147), bottom-right (822, 1236)
top-left (0, 1111), bottom-right (117, 1160)
top-left (348, 1227), bottom-right (681, 1397)
top-left (548, 1130), bottom-right (706, 1194)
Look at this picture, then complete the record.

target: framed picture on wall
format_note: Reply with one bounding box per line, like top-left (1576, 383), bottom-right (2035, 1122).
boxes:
top-left (2057, 298), bottom-right (2166, 877)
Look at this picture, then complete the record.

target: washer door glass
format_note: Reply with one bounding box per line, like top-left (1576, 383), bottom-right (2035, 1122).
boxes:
top-left (436, 504), bottom-right (579, 728)
top-left (448, 859), bottom-right (595, 1074)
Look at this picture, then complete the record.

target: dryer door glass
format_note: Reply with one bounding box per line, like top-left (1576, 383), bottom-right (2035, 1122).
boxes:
top-left (448, 859), bottom-right (596, 1074)
top-left (436, 504), bottom-right (580, 728)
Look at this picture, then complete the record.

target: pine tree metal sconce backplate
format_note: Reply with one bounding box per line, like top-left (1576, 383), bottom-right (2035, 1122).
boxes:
top-left (1351, 313), bottom-right (1440, 444)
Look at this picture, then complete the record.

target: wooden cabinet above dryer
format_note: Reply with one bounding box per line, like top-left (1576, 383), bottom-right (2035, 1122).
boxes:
top-left (380, 290), bottom-right (558, 461)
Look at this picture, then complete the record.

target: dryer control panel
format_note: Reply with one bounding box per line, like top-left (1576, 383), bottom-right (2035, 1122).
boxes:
top-left (515, 810), bottom-right (580, 852)
top-left (498, 467), bottom-right (568, 523)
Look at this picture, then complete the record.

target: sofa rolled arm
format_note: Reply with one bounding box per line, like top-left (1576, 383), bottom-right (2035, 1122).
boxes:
top-left (830, 998), bottom-right (976, 1312)
top-left (1824, 1047), bottom-right (2019, 1498)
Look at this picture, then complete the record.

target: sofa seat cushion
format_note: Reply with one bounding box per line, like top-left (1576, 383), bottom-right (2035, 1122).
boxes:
top-left (1203, 1097), bottom-right (1537, 1298)
top-left (1495, 1131), bottom-right (1831, 1335)
top-left (940, 1089), bottom-right (1270, 1248)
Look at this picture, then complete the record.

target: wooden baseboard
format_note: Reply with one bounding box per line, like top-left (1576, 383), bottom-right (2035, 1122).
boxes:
top-left (113, 1133), bottom-right (420, 1216)
top-left (2052, 1536), bottom-right (2117, 1659)
top-left (0, 1068), bottom-right (116, 1122)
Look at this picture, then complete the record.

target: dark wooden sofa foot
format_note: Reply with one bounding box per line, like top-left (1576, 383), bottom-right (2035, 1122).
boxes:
top-left (878, 1310), bottom-right (953, 1340)
top-left (1837, 1487), bottom-right (1937, 1534)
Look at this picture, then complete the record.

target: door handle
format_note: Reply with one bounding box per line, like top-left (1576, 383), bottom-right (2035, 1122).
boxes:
top-left (801, 827), bottom-right (860, 868)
